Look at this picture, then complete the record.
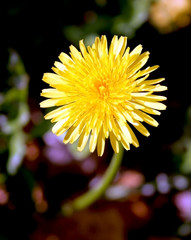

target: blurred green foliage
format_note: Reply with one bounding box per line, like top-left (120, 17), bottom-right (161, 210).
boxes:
top-left (63, 0), bottom-right (152, 44)
top-left (172, 106), bottom-right (191, 175)
top-left (0, 50), bottom-right (29, 175)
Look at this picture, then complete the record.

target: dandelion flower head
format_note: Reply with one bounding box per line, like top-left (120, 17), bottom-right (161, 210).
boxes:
top-left (40, 35), bottom-right (167, 156)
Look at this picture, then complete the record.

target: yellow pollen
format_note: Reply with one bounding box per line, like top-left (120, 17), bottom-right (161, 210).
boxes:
top-left (99, 85), bottom-right (107, 97)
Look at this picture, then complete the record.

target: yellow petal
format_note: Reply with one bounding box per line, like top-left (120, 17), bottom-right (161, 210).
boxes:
top-left (77, 127), bottom-right (90, 152)
top-left (41, 88), bottom-right (66, 98)
top-left (52, 119), bottom-right (68, 136)
top-left (109, 35), bottom-right (118, 56)
top-left (141, 85), bottom-right (167, 92)
top-left (131, 111), bottom-right (144, 122)
top-left (134, 110), bottom-right (159, 127)
top-left (64, 119), bottom-right (85, 144)
top-left (113, 36), bottom-right (127, 58)
top-left (89, 128), bottom-right (99, 153)
top-left (44, 106), bottom-right (67, 119)
top-left (40, 99), bottom-right (59, 108)
top-left (69, 45), bottom-right (83, 61)
top-left (139, 65), bottom-right (159, 77)
top-left (126, 52), bottom-right (150, 78)
top-left (42, 73), bottom-right (64, 85)
top-left (151, 85), bottom-right (168, 92)
top-left (54, 61), bottom-right (67, 72)
top-left (59, 52), bottom-right (73, 65)
top-left (144, 78), bottom-right (165, 85)
top-left (79, 40), bottom-right (88, 58)
top-left (130, 44), bottom-right (143, 57)
top-left (101, 35), bottom-right (108, 56)
top-left (132, 93), bottom-right (167, 102)
top-left (117, 121), bottom-right (133, 144)
top-left (97, 126), bottom-right (105, 156)
top-left (141, 107), bottom-right (161, 116)
top-left (49, 108), bottom-right (71, 122)
top-left (110, 116), bottom-right (121, 141)
top-left (126, 123), bottom-right (139, 147)
top-left (133, 121), bottom-right (150, 137)
top-left (110, 131), bottom-right (119, 153)
top-left (137, 100), bottom-right (167, 110)
top-left (120, 134), bottom-right (130, 151)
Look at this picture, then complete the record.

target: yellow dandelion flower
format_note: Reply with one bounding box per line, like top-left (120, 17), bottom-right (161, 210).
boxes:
top-left (40, 35), bottom-right (167, 157)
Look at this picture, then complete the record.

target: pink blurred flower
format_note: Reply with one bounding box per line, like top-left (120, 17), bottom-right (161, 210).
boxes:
top-left (174, 190), bottom-right (191, 221)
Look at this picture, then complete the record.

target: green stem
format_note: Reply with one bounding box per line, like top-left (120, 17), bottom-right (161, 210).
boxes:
top-left (62, 144), bottom-right (124, 215)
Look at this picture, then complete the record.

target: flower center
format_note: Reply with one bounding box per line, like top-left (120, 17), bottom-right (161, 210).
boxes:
top-left (94, 80), bottom-right (110, 99)
top-left (99, 85), bottom-right (107, 96)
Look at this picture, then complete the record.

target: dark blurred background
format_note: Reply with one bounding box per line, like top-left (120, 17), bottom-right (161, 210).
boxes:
top-left (0, 0), bottom-right (191, 239)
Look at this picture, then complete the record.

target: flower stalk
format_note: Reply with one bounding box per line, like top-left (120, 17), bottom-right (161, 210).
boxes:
top-left (62, 144), bottom-right (124, 215)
